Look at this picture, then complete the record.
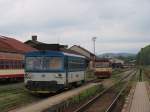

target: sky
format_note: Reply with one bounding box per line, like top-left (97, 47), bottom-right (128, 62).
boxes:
top-left (0, 0), bottom-right (150, 54)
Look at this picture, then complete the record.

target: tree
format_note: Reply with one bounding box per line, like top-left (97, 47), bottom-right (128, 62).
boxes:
top-left (137, 45), bottom-right (150, 65)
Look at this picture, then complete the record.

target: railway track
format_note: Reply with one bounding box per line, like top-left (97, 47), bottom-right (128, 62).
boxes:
top-left (104, 75), bottom-right (134, 112)
top-left (73, 70), bottom-right (137, 112)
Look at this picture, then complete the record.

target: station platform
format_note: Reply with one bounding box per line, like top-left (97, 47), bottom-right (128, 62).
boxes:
top-left (129, 82), bottom-right (150, 112)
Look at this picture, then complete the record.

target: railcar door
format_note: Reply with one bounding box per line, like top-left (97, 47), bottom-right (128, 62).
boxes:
top-left (64, 56), bottom-right (69, 86)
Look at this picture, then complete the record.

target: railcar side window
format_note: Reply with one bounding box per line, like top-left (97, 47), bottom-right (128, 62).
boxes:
top-left (68, 57), bottom-right (85, 71)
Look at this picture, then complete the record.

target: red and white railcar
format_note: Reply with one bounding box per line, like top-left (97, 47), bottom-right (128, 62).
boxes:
top-left (0, 52), bottom-right (24, 80)
top-left (94, 59), bottom-right (112, 78)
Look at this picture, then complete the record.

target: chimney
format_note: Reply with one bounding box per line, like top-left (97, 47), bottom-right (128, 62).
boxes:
top-left (32, 35), bottom-right (37, 41)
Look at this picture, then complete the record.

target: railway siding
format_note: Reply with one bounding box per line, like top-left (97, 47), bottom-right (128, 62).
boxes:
top-left (71, 70), bottom-right (136, 112)
top-left (10, 83), bottom-right (102, 112)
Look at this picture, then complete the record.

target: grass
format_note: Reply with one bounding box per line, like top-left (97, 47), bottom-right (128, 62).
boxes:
top-left (143, 66), bottom-right (150, 82)
top-left (111, 69), bottom-right (130, 81)
top-left (0, 83), bottom-right (41, 112)
top-left (112, 68), bottom-right (125, 75)
top-left (71, 84), bottom-right (103, 104)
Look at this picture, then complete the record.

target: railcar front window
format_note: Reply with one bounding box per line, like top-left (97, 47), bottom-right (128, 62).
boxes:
top-left (95, 62), bottom-right (109, 68)
top-left (26, 57), bottom-right (43, 71)
top-left (26, 57), bottom-right (63, 71)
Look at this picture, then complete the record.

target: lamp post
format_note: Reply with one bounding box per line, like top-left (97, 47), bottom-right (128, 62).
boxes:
top-left (92, 37), bottom-right (97, 55)
top-left (92, 37), bottom-right (97, 69)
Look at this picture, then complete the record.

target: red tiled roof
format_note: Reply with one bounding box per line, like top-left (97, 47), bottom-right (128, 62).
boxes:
top-left (0, 36), bottom-right (37, 53)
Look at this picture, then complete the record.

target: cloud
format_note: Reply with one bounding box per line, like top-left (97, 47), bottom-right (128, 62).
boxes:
top-left (0, 0), bottom-right (150, 54)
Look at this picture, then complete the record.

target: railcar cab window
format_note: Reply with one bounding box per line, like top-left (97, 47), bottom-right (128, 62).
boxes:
top-left (26, 57), bottom-right (43, 71)
top-left (95, 62), bottom-right (110, 68)
top-left (25, 57), bottom-right (63, 71)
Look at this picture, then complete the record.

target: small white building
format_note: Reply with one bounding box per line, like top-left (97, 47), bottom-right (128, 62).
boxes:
top-left (110, 58), bottom-right (124, 68)
top-left (110, 58), bottom-right (124, 64)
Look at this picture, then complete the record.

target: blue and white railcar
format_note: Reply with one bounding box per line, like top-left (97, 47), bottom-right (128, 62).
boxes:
top-left (24, 51), bottom-right (87, 93)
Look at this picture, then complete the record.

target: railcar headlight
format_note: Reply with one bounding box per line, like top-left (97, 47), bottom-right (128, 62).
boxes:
top-left (55, 74), bottom-right (62, 78)
top-left (58, 74), bottom-right (62, 77)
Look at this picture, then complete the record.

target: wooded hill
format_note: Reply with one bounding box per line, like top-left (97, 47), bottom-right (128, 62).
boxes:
top-left (136, 44), bottom-right (150, 65)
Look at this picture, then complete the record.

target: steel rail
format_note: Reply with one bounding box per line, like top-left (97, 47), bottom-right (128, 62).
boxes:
top-left (73, 70), bottom-right (137, 112)
top-left (105, 73), bottom-right (135, 112)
